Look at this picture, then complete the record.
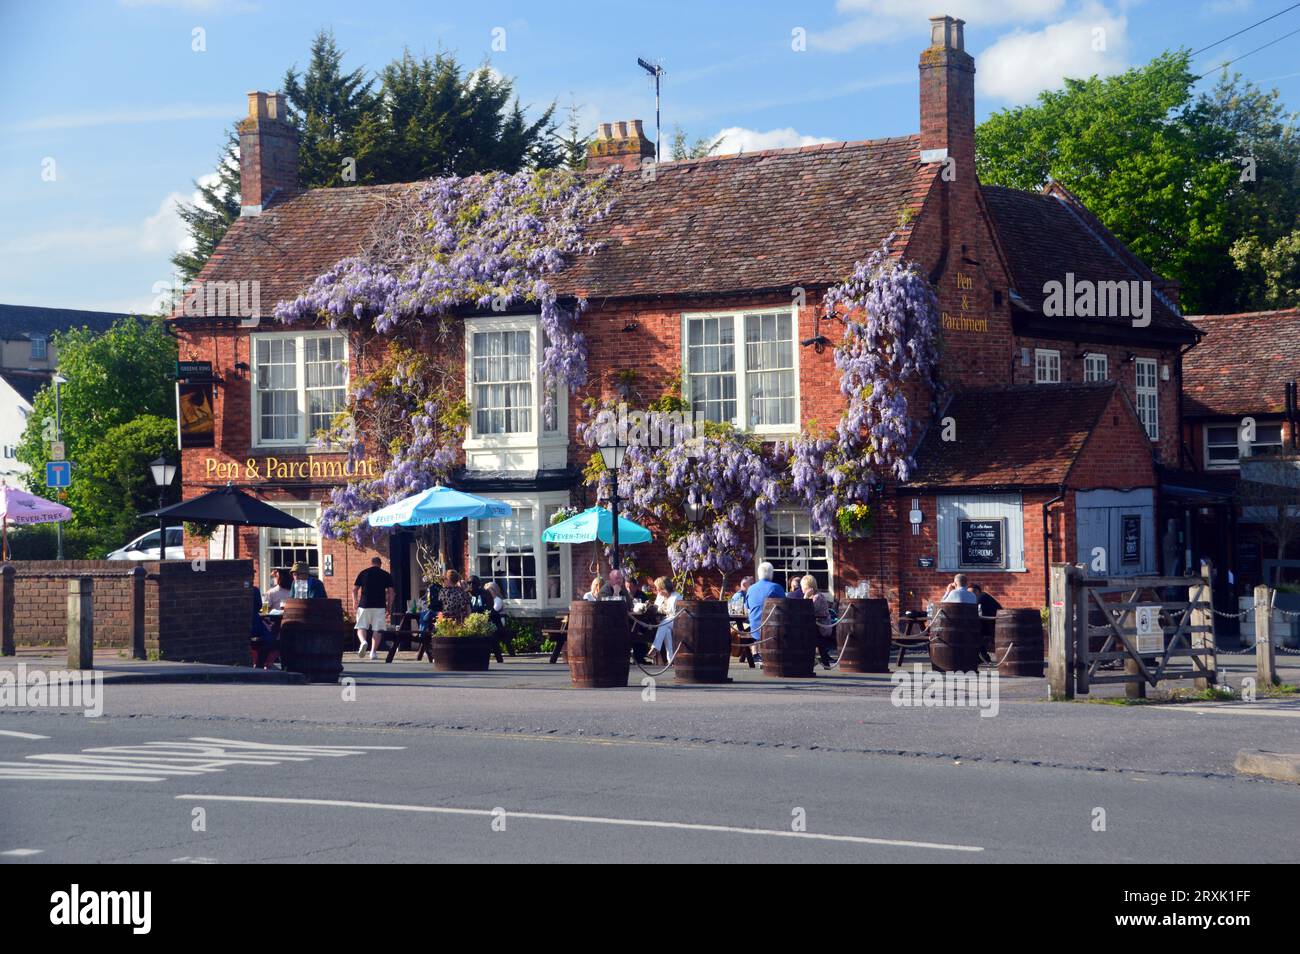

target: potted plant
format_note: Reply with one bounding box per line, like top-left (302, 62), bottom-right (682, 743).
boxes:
top-left (836, 503), bottom-right (874, 540)
top-left (430, 612), bottom-right (494, 671)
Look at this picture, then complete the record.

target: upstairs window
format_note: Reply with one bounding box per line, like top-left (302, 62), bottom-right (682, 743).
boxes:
top-left (1034, 349), bottom-right (1061, 384)
top-left (1135, 358), bottom-right (1158, 441)
top-left (252, 332), bottom-right (348, 446)
top-left (471, 329), bottom-right (533, 436)
top-left (1205, 422), bottom-right (1285, 469)
top-left (685, 308), bottom-right (798, 432)
top-left (1083, 352), bottom-right (1108, 382)
top-left (29, 334), bottom-right (47, 361)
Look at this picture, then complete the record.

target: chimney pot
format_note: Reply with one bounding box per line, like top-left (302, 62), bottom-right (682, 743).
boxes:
top-left (586, 117), bottom-right (655, 172)
top-left (597, 122), bottom-right (613, 140)
top-left (238, 89), bottom-right (298, 216)
top-left (929, 15), bottom-right (965, 51)
top-left (629, 119), bottom-right (645, 137)
top-left (613, 121), bottom-right (628, 139)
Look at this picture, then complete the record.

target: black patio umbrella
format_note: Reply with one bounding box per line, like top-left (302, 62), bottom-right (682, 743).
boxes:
top-left (140, 484), bottom-right (311, 560)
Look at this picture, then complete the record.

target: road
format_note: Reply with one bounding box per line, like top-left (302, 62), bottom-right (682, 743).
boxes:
top-left (2, 659), bottom-right (1297, 863)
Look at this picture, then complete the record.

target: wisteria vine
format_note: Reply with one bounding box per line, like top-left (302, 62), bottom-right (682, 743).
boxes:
top-left (275, 168), bottom-right (617, 541)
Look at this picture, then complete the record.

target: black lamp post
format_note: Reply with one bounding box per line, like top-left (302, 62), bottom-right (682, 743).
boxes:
top-left (598, 430), bottom-right (627, 571)
top-left (683, 493), bottom-right (706, 594)
top-left (149, 455), bottom-right (178, 558)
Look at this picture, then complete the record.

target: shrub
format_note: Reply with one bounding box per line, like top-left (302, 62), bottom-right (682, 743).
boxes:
top-left (460, 612), bottom-right (494, 638)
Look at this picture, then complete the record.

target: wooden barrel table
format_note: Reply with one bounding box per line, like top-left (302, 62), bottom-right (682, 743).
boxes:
top-left (835, 598), bottom-right (892, 673)
top-left (278, 598), bottom-right (347, 683)
top-left (672, 600), bottom-right (733, 683)
top-left (994, 608), bottom-right (1045, 677)
top-left (759, 597), bottom-right (816, 678)
top-left (566, 599), bottom-right (630, 688)
top-left (928, 602), bottom-right (982, 673)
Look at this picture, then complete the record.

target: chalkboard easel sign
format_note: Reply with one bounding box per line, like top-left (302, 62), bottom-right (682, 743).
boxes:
top-left (1121, 514), bottom-right (1141, 566)
top-left (959, 518), bottom-right (1005, 568)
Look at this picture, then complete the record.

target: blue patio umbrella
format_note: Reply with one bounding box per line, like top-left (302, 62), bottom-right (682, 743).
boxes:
top-left (541, 506), bottom-right (652, 545)
top-left (367, 485), bottom-right (512, 528)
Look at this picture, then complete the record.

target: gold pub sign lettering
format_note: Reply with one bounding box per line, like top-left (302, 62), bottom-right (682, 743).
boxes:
top-left (941, 271), bottom-right (988, 333)
top-left (204, 456), bottom-right (379, 481)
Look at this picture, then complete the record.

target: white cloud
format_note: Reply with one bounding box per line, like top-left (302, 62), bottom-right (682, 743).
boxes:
top-left (709, 127), bottom-right (837, 156)
top-left (977, 6), bottom-right (1129, 101)
top-left (0, 187), bottom-right (200, 261)
top-left (811, 0), bottom-right (1067, 51)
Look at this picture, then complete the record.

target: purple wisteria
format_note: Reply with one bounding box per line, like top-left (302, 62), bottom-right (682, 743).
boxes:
top-left (275, 169), bottom-right (617, 541)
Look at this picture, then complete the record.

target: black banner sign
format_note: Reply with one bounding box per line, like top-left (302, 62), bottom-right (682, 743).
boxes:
top-left (959, 518), bottom-right (1005, 568)
top-left (1122, 514), bottom-right (1141, 565)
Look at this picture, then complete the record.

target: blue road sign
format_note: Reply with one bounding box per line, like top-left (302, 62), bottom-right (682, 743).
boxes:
top-left (46, 460), bottom-right (72, 488)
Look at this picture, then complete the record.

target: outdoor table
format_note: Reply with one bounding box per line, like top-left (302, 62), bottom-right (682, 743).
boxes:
top-left (893, 611), bottom-right (931, 666)
top-left (383, 613), bottom-right (433, 664)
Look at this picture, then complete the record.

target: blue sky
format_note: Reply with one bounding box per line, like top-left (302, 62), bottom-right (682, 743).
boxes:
top-left (1, 0), bottom-right (1297, 314)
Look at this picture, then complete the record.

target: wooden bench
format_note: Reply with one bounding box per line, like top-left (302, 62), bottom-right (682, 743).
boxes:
top-left (545, 616), bottom-right (568, 664)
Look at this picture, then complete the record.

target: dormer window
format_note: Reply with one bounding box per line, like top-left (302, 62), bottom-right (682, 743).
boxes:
top-left (29, 334), bottom-right (47, 361)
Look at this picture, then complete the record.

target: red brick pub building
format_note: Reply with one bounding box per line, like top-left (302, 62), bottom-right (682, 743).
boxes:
top-left (172, 15), bottom-right (1202, 623)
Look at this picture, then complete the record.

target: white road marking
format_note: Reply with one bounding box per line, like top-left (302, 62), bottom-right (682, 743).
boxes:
top-left (1, 848), bottom-right (43, 857)
top-left (0, 737), bottom-right (404, 783)
top-left (175, 794), bottom-right (985, 853)
top-left (0, 730), bottom-right (50, 740)
top-left (1144, 703), bottom-right (1300, 718)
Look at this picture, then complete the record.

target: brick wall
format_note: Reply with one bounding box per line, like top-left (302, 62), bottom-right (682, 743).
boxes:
top-left (3, 559), bottom-right (255, 666)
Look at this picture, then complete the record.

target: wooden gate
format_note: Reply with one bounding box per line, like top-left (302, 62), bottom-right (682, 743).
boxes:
top-left (1048, 564), bottom-right (1216, 699)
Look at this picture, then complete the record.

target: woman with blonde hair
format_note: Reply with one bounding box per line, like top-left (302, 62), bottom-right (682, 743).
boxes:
top-left (583, 576), bottom-right (603, 601)
top-left (648, 576), bottom-right (679, 665)
top-left (801, 575), bottom-right (835, 670)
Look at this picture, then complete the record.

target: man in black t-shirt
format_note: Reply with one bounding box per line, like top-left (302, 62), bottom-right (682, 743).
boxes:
top-left (970, 583), bottom-right (1002, 664)
top-left (354, 556), bottom-right (395, 659)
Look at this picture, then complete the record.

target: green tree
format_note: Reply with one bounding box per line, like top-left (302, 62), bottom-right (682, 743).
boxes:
top-left (555, 100), bottom-right (590, 170)
top-left (16, 318), bottom-right (178, 546)
top-left (1231, 229), bottom-right (1300, 309)
top-left (73, 416), bottom-right (180, 551)
top-left (371, 51), bottom-right (556, 180)
top-left (282, 29), bottom-right (380, 188)
top-left (975, 51), bottom-right (1238, 313)
top-left (669, 124), bottom-right (721, 160)
top-left (171, 128), bottom-right (241, 289)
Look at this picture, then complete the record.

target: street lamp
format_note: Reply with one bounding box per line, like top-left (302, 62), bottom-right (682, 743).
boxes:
top-left (683, 493), bottom-right (706, 595)
top-left (149, 455), bottom-right (178, 559)
top-left (598, 430), bottom-right (627, 571)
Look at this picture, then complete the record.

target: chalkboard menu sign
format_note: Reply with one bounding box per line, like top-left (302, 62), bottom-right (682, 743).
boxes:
top-left (959, 518), bottom-right (1005, 568)
top-left (1121, 514), bottom-right (1141, 565)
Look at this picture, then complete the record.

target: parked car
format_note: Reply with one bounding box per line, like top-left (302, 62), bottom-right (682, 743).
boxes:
top-left (106, 527), bottom-right (185, 561)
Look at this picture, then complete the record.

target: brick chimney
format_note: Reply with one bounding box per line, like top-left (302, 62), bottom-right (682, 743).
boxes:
top-left (918, 15), bottom-right (975, 184)
top-left (237, 91), bottom-right (298, 216)
top-left (586, 119), bottom-right (656, 172)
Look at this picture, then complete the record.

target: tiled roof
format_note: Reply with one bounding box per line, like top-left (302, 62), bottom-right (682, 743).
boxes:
top-left (175, 139), bottom-right (932, 317)
top-left (0, 303), bottom-right (130, 341)
top-left (908, 383), bottom-right (1119, 487)
top-left (0, 369), bottom-right (45, 405)
top-left (1183, 309), bottom-right (1300, 416)
top-left (981, 184), bottom-right (1195, 338)
top-left (554, 137), bottom-right (930, 299)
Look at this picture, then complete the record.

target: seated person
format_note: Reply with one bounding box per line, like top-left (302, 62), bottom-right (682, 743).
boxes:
top-left (743, 562), bottom-right (786, 663)
top-left (941, 573), bottom-right (978, 605)
top-left (264, 568), bottom-right (293, 611)
top-left (291, 561), bottom-right (327, 599)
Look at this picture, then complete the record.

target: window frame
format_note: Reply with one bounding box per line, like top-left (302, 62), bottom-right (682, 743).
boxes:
top-left (463, 314), bottom-right (568, 454)
top-left (1083, 352), bottom-right (1108, 382)
top-left (680, 305), bottom-right (801, 435)
top-left (1034, 348), bottom-right (1061, 384)
top-left (1135, 357), bottom-right (1159, 441)
top-left (258, 501), bottom-right (322, 592)
top-left (1203, 420), bottom-right (1286, 470)
top-left (29, 334), bottom-right (48, 361)
top-left (250, 330), bottom-right (349, 449)
top-left (467, 490), bottom-right (573, 611)
top-left (755, 508), bottom-right (834, 596)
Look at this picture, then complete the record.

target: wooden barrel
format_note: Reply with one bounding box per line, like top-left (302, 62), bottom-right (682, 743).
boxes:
top-left (994, 609), bottom-right (1045, 677)
top-left (278, 598), bottom-right (346, 683)
top-left (835, 598), bottom-right (892, 673)
top-left (928, 602), bottom-right (982, 673)
top-left (760, 597), bottom-right (815, 678)
top-left (672, 600), bottom-right (732, 684)
top-left (430, 636), bottom-right (492, 672)
top-left (566, 599), bottom-right (630, 688)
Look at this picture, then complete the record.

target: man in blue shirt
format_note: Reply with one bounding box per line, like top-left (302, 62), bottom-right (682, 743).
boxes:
top-left (744, 562), bottom-right (786, 661)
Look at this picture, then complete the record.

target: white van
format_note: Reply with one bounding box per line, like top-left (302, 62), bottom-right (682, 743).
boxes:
top-left (106, 527), bottom-right (185, 561)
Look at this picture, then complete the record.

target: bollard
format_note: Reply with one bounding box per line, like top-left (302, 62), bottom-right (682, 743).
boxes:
top-left (67, 576), bottom-right (93, 670)
top-left (1254, 584), bottom-right (1277, 687)
top-left (1, 564), bottom-right (14, 656)
top-left (129, 565), bottom-right (147, 660)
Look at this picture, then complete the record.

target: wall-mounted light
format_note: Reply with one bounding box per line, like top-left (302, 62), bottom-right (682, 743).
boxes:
top-left (234, 361), bottom-right (250, 379)
top-left (621, 321), bottom-right (639, 333)
top-left (1123, 352), bottom-right (1137, 364)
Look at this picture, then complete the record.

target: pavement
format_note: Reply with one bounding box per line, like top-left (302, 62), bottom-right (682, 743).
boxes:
top-left (2, 650), bottom-right (1297, 862)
